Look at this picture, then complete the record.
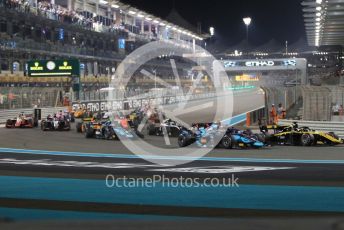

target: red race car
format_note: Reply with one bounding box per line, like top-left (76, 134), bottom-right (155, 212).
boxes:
top-left (6, 113), bottom-right (34, 128)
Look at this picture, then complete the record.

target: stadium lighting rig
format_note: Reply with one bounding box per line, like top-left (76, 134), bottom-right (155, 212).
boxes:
top-left (301, 0), bottom-right (344, 47)
top-left (243, 17), bottom-right (252, 41)
top-left (104, 1), bottom-right (206, 41)
top-left (209, 27), bottom-right (214, 36)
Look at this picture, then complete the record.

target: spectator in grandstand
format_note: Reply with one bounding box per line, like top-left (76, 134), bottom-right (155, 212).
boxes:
top-left (339, 105), bottom-right (343, 116)
top-left (3, 0), bottom-right (122, 35)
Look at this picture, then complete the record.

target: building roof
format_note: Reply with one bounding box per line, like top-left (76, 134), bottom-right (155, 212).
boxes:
top-left (302, 0), bottom-right (344, 46)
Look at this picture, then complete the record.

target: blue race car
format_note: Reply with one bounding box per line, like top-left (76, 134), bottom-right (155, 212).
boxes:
top-left (178, 123), bottom-right (264, 149)
top-left (224, 127), bottom-right (265, 149)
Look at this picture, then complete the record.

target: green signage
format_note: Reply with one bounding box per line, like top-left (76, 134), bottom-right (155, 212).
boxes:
top-left (27, 59), bottom-right (80, 77)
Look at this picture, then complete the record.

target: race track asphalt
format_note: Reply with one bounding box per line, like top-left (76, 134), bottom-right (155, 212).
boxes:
top-left (0, 122), bottom-right (344, 226)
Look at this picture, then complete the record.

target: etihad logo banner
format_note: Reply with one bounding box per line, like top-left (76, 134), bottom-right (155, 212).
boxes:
top-left (222, 59), bottom-right (297, 69)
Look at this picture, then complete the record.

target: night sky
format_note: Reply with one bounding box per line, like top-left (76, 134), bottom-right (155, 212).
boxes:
top-left (121, 0), bottom-right (305, 48)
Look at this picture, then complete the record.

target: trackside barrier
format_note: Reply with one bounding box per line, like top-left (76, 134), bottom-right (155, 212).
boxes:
top-left (0, 107), bottom-right (65, 124)
top-left (262, 86), bottom-right (301, 121)
top-left (71, 91), bottom-right (231, 112)
top-left (302, 86), bottom-right (332, 121)
top-left (278, 119), bottom-right (344, 138)
top-left (0, 87), bottom-right (61, 110)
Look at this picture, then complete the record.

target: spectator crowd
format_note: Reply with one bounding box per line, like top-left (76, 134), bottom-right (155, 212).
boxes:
top-left (1, 0), bottom-right (127, 34)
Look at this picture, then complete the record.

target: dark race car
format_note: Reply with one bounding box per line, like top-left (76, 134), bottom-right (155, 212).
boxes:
top-left (84, 115), bottom-right (144, 140)
top-left (6, 113), bottom-right (35, 128)
top-left (128, 109), bottom-right (144, 130)
top-left (41, 114), bottom-right (71, 131)
top-left (260, 122), bottom-right (343, 146)
top-left (84, 120), bottom-right (137, 140)
top-left (147, 118), bottom-right (182, 137)
top-left (178, 123), bottom-right (264, 149)
top-left (76, 112), bottom-right (103, 133)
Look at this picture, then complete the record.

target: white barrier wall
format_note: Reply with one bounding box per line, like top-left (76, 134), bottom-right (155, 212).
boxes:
top-left (279, 119), bottom-right (344, 138)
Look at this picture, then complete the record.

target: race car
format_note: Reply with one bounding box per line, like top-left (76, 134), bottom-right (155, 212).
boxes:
top-left (41, 113), bottom-right (71, 131)
top-left (84, 112), bottom-right (144, 140)
top-left (260, 122), bottom-right (344, 146)
top-left (178, 123), bottom-right (264, 149)
top-left (76, 112), bottom-right (102, 133)
top-left (128, 109), bottom-right (144, 129)
top-left (84, 120), bottom-right (139, 140)
top-left (147, 118), bottom-right (182, 137)
top-left (6, 113), bottom-right (35, 128)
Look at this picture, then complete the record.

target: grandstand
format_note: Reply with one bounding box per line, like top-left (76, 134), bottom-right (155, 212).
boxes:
top-left (0, 0), bottom-right (213, 109)
top-left (1, 0), bottom-right (343, 122)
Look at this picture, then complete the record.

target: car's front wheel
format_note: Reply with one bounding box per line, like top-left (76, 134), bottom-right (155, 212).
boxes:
top-left (300, 133), bottom-right (314, 146)
top-left (41, 121), bottom-right (47, 131)
top-left (5, 119), bottom-right (13, 128)
top-left (85, 127), bottom-right (94, 138)
top-left (76, 122), bottom-right (82, 133)
top-left (221, 134), bottom-right (232, 149)
top-left (178, 134), bottom-right (188, 147)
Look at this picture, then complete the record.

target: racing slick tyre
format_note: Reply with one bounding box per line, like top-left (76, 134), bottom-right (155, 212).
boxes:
top-left (5, 119), bottom-right (13, 128)
top-left (148, 124), bottom-right (156, 135)
top-left (64, 123), bottom-right (71, 131)
top-left (178, 134), bottom-right (189, 147)
top-left (103, 127), bottom-right (113, 140)
top-left (76, 122), bottom-right (82, 133)
top-left (41, 121), bottom-right (48, 131)
top-left (221, 134), bottom-right (233, 149)
top-left (85, 127), bottom-right (94, 138)
top-left (259, 133), bottom-right (272, 146)
top-left (300, 133), bottom-right (314, 146)
top-left (170, 128), bottom-right (180, 137)
top-left (252, 134), bottom-right (265, 143)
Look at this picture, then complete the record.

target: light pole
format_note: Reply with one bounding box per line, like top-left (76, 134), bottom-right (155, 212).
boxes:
top-left (243, 17), bottom-right (251, 41)
top-left (152, 68), bottom-right (157, 90)
top-left (285, 40), bottom-right (288, 55)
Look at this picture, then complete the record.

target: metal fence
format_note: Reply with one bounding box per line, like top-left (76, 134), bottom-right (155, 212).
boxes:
top-left (0, 87), bottom-right (63, 110)
top-left (302, 86), bottom-right (332, 121)
top-left (329, 86), bottom-right (344, 107)
top-left (263, 86), bottom-right (301, 111)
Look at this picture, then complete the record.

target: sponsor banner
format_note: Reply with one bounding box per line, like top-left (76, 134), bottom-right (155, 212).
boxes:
top-left (72, 95), bottom-right (182, 112)
top-left (222, 59), bottom-right (297, 69)
top-left (72, 101), bottom-right (124, 112)
top-left (27, 59), bottom-right (80, 77)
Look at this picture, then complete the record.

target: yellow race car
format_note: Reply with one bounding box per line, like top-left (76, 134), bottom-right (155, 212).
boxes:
top-left (260, 122), bottom-right (343, 146)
